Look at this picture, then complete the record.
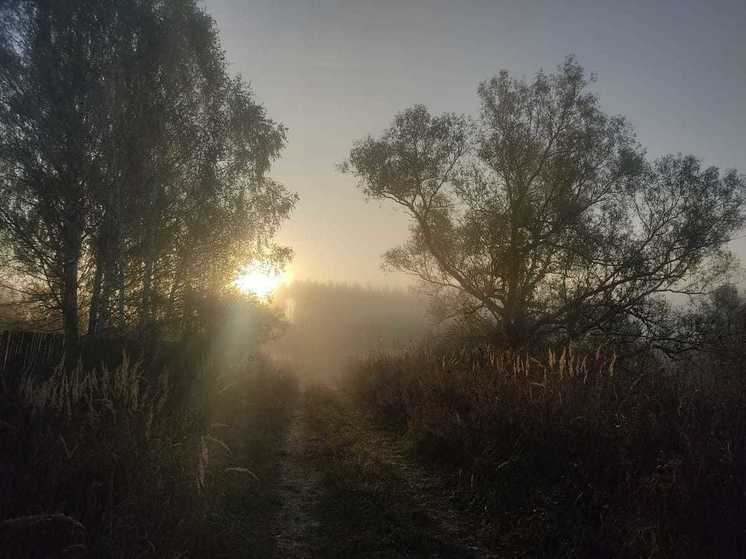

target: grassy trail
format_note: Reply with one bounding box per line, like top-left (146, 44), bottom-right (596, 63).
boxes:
top-left (271, 386), bottom-right (500, 558)
top-left (273, 405), bottom-right (324, 558)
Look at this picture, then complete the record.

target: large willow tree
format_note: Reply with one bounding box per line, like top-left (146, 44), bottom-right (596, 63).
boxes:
top-left (343, 58), bottom-right (745, 348)
top-left (0, 0), bottom-right (296, 350)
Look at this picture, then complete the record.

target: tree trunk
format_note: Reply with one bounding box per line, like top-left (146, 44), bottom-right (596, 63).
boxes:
top-left (99, 263), bottom-right (113, 332)
top-left (139, 252), bottom-right (154, 337)
top-left (139, 183), bottom-right (161, 337)
top-left (61, 229), bottom-right (81, 368)
top-left (116, 253), bottom-right (126, 330)
top-left (87, 254), bottom-right (103, 336)
top-left (171, 247), bottom-right (194, 338)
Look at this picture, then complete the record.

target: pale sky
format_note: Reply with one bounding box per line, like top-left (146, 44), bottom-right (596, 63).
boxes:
top-left (202, 0), bottom-right (746, 287)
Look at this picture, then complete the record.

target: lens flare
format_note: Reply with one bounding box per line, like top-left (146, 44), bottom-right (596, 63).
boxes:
top-left (234, 262), bottom-right (288, 299)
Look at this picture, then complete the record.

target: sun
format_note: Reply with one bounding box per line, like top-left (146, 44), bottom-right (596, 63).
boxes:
top-left (233, 261), bottom-right (288, 299)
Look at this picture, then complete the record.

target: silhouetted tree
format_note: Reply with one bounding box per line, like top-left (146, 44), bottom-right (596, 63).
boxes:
top-left (0, 0), bottom-right (295, 354)
top-left (0, 0), bottom-right (118, 358)
top-left (673, 284), bottom-right (746, 373)
top-left (343, 58), bottom-right (745, 348)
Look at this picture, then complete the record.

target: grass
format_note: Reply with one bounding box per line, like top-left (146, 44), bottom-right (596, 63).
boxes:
top-left (0, 342), bottom-right (298, 557)
top-left (303, 386), bottom-right (482, 558)
top-left (345, 346), bottom-right (746, 558)
top-left (4, 330), bottom-right (744, 558)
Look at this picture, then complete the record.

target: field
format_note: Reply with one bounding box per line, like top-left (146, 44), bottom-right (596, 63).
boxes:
top-left (344, 347), bottom-right (746, 557)
top-left (0, 333), bottom-right (298, 557)
top-left (2, 335), bottom-right (744, 558)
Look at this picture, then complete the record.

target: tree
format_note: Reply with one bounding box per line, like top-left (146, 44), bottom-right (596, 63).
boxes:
top-left (675, 284), bottom-right (746, 373)
top-left (343, 58), bottom-right (745, 348)
top-left (0, 0), bottom-right (117, 356)
top-left (0, 0), bottom-right (296, 355)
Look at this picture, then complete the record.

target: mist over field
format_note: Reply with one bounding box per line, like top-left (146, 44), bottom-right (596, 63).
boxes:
top-left (267, 281), bottom-right (430, 384)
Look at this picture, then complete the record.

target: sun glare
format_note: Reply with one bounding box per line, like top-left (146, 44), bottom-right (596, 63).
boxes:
top-left (234, 262), bottom-right (288, 299)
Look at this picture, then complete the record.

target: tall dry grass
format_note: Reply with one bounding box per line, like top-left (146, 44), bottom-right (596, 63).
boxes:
top-left (346, 346), bottom-right (746, 558)
top-left (1, 347), bottom-right (298, 557)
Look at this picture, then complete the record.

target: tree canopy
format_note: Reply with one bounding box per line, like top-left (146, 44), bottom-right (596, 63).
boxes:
top-left (343, 58), bottom-right (745, 348)
top-left (0, 0), bottom-right (296, 351)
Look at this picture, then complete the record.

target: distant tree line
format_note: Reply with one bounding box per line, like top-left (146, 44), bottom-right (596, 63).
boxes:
top-left (343, 57), bottom-right (746, 351)
top-left (0, 0), bottom-right (296, 353)
top-left (268, 281), bottom-right (430, 381)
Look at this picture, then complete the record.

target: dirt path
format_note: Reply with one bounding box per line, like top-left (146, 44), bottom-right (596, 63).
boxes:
top-left (352, 415), bottom-right (500, 558)
top-left (271, 388), bottom-right (501, 558)
top-left (273, 406), bottom-right (324, 558)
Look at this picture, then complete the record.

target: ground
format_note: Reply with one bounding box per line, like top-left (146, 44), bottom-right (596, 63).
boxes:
top-left (263, 386), bottom-right (500, 558)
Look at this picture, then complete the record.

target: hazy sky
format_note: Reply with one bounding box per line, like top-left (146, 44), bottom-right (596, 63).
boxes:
top-left (202, 0), bottom-right (746, 287)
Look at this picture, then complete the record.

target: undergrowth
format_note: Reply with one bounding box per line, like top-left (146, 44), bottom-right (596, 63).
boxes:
top-left (346, 347), bottom-right (746, 558)
top-left (0, 348), bottom-right (298, 557)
